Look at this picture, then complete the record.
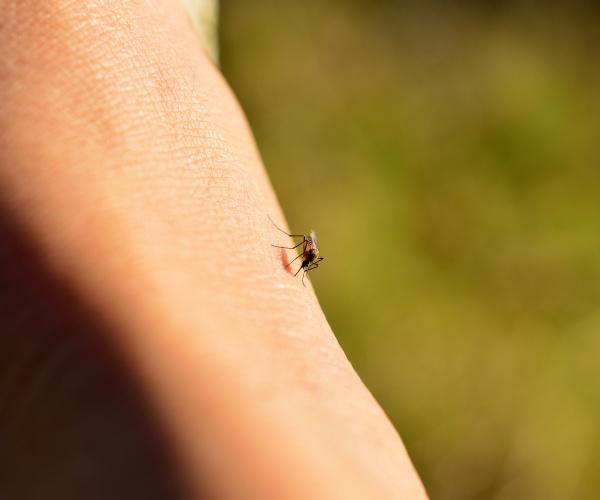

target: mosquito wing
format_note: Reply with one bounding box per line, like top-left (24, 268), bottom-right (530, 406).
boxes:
top-left (309, 230), bottom-right (319, 252)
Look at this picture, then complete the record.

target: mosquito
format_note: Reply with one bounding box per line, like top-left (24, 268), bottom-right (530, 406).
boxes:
top-left (268, 215), bottom-right (324, 286)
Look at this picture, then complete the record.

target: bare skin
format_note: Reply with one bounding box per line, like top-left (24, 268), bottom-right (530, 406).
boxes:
top-left (0, 1), bottom-right (428, 498)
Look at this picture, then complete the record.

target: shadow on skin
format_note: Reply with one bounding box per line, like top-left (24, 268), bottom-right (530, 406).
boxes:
top-left (0, 206), bottom-right (197, 500)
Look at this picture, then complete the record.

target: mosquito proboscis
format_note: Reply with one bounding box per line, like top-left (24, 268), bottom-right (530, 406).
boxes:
top-left (268, 215), bottom-right (323, 286)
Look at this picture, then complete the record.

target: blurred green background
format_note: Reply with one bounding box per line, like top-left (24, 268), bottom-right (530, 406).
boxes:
top-left (219, 1), bottom-right (600, 498)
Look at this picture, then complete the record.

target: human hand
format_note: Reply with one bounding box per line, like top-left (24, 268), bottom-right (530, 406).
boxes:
top-left (0, 1), bottom-right (427, 498)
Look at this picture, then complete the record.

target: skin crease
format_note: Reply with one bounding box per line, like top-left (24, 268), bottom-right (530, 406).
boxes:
top-left (0, 1), bottom-right (428, 499)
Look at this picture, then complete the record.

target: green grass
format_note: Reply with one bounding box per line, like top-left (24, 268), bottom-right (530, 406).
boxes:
top-left (220, 2), bottom-right (600, 498)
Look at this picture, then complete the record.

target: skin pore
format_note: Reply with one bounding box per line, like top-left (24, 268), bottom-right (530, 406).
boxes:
top-left (0, 1), bottom-right (428, 498)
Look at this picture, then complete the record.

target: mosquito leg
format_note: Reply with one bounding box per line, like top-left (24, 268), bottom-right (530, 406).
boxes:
top-left (286, 253), bottom-right (303, 268)
top-left (301, 270), bottom-right (307, 287)
top-left (286, 239), bottom-right (309, 269)
top-left (268, 215), bottom-right (308, 238)
top-left (301, 261), bottom-right (322, 285)
top-left (273, 239), bottom-right (306, 270)
top-left (271, 240), bottom-right (305, 250)
top-left (304, 257), bottom-right (323, 272)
